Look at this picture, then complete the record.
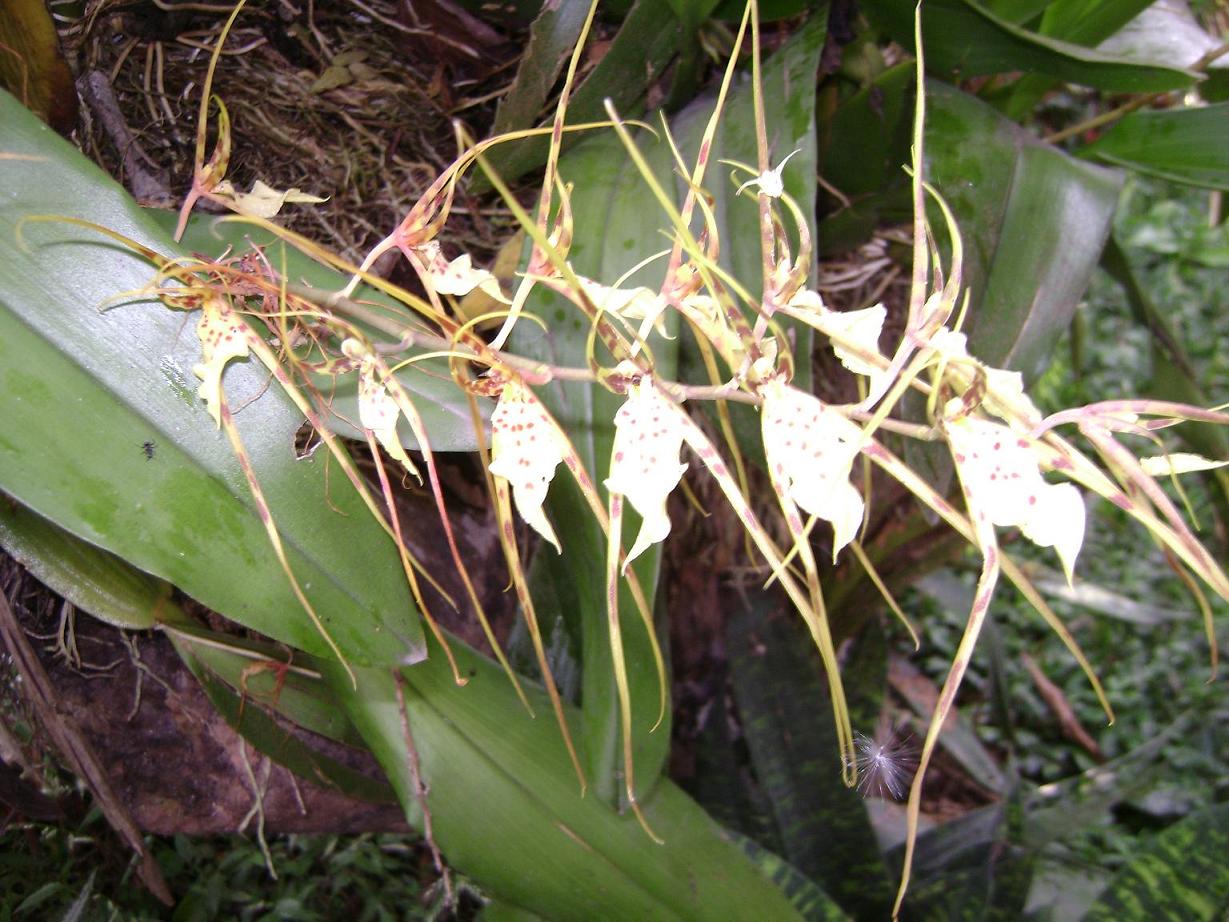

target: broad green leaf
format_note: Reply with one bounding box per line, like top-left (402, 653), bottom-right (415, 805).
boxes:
top-left (510, 14), bottom-right (825, 806)
top-left (1082, 802), bottom-right (1229, 921)
top-left (1036, 0), bottom-right (1153, 43)
top-left (475, 903), bottom-right (547, 922)
top-left (664, 0), bottom-right (722, 25)
top-left (0, 89), bottom-right (424, 667)
top-left (474, 0), bottom-right (681, 189)
top-left (980, 0), bottom-right (1056, 24)
top-left (1001, 0), bottom-right (1156, 120)
top-left (322, 634), bottom-right (809, 921)
top-left (171, 628), bottom-right (399, 805)
top-left (1082, 104), bottom-right (1229, 191)
top-left (490, 0), bottom-right (592, 137)
top-left (0, 496), bottom-right (395, 802)
top-left (860, 0), bottom-right (1197, 93)
top-left (899, 792), bottom-right (1035, 921)
top-left (1095, 0), bottom-right (1229, 72)
top-left (161, 210), bottom-right (490, 451)
top-left (168, 621), bottom-right (371, 750)
top-left (0, 497), bottom-right (183, 631)
top-left (824, 71), bottom-right (1123, 382)
top-left (727, 594), bottom-right (894, 918)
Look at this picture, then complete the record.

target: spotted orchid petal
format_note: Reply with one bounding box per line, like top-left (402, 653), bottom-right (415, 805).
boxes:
top-left (211, 179), bottom-right (327, 219)
top-left (342, 340), bottom-right (421, 481)
top-left (488, 379), bottom-right (569, 552)
top-left (761, 378), bottom-right (865, 559)
top-left (604, 377), bottom-right (688, 568)
top-left (945, 402), bottom-right (1085, 583)
top-left (416, 241), bottom-right (509, 303)
top-left (192, 296), bottom-right (250, 427)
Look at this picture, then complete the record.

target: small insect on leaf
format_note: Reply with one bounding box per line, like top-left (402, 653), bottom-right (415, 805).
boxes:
top-left (142, 440), bottom-right (156, 461)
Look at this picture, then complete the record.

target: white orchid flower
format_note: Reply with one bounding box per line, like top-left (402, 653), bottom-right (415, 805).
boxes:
top-left (945, 400), bottom-right (1084, 583)
top-left (735, 148), bottom-right (802, 199)
top-left (760, 377), bottom-right (865, 559)
top-left (488, 379), bottom-right (570, 552)
top-left (342, 339), bottom-right (420, 480)
top-left (604, 375), bottom-right (688, 568)
top-left (415, 240), bottom-right (508, 303)
top-left (928, 329), bottom-right (1042, 427)
top-left (193, 296), bottom-right (250, 427)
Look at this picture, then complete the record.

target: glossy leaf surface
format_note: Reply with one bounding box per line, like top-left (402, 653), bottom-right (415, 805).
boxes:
top-left (474, 0), bottom-right (681, 188)
top-left (0, 90), bottom-right (424, 667)
top-left (860, 0), bottom-right (1197, 92)
top-left (1082, 104), bottom-right (1229, 191)
top-left (0, 497), bottom-right (181, 631)
top-left (326, 635), bottom-right (809, 921)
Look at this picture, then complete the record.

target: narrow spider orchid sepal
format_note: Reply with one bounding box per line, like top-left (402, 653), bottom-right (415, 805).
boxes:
top-left (1140, 453), bottom-right (1229, 477)
top-left (604, 375), bottom-right (688, 569)
top-left (760, 377), bottom-right (865, 560)
top-left (342, 339), bottom-right (421, 482)
top-left (944, 401), bottom-right (1084, 584)
top-left (192, 295), bottom-right (250, 427)
top-left (487, 379), bottom-right (570, 553)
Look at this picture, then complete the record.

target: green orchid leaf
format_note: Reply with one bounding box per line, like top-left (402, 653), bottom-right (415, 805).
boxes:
top-left (860, 0), bottom-right (1197, 93)
top-left (1082, 104), bottom-right (1229, 191)
top-left (1001, 0), bottom-right (1156, 122)
top-left (173, 630), bottom-right (399, 805)
top-left (730, 833), bottom-right (851, 921)
top-left (491, 0), bottom-right (592, 138)
top-left (322, 633), bottom-right (810, 921)
top-left (0, 89), bottom-right (424, 667)
top-left (0, 496), bottom-right (183, 631)
top-left (472, 0), bottom-right (682, 189)
top-left (0, 496), bottom-right (393, 801)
